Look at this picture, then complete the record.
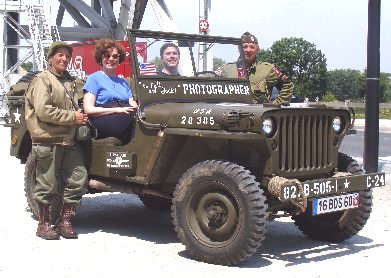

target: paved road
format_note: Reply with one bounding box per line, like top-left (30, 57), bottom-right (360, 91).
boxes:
top-left (343, 119), bottom-right (391, 178)
top-left (0, 126), bottom-right (390, 277)
top-left (342, 124), bottom-right (391, 158)
top-left (341, 131), bottom-right (391, 176)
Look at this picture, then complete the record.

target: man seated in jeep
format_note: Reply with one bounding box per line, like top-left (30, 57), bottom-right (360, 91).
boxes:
top-left (157, 42), bottom-right (181, 76)
top-left (220, 32), bottom-right (293, 105)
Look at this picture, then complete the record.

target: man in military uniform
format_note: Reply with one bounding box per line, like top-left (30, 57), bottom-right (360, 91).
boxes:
top-left (242, 31), bottom-right (293, 105)
top-left (221, 32), bottom-right (293, 105)
top-left (25, 42), bottom-right (89, 240)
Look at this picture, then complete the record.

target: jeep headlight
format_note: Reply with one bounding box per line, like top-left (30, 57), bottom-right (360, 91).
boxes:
top-left (332, 116), bottom-right (343, 134)
top-left (262, 117), bottom-right (275, 137)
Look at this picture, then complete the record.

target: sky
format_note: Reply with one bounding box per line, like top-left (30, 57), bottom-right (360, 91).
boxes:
top-left (8, 0), bottom-right (391, 74)
top-left (137, 0), bottom-right (390, 73)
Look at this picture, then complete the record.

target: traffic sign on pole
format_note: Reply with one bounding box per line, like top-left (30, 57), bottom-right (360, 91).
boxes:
top-left (199, 19), bottom-right (209, 32)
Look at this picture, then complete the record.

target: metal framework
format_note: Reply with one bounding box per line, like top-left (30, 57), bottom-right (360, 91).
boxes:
top-left (1, 0), bottom-right (31, 77)
top-left (1, 0), bottom-right (177, 79)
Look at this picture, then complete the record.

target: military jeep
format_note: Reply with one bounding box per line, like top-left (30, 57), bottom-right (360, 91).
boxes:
top-left (0, 30), bottom-right (386, 265)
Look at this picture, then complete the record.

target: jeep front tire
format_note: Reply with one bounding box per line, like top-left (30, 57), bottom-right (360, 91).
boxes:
top-left (172, 160), bottom-right (268, 265)
top-left (292, 153), bottom-right (373, 242)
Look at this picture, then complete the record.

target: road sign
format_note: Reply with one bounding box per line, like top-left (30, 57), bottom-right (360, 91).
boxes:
top-left (199, 19), bottom-right (209, 32)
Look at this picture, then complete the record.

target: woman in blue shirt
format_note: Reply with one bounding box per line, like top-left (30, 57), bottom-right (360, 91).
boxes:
top-left (83, 39), bottom-right (138, 144)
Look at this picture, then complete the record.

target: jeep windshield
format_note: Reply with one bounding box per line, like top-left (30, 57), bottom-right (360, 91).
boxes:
top-left (127, 30), bottom-right (253, 106)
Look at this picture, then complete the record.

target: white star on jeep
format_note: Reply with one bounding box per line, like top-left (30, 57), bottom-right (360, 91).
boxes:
top-left (13, 108), bottom-right (21, 123)
top-left (344, 179), bottom-right (350, 189)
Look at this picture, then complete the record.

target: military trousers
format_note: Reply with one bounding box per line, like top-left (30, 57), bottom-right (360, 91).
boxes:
top-left (32, 142), bottom-right (88, 205)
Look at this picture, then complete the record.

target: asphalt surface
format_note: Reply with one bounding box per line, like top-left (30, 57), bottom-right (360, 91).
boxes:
top-left (350, 119), bottom-right (391, 176)
top-left (0, 125), bottom-right (390, 277)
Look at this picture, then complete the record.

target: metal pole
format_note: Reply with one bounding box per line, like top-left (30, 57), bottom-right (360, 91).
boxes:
top-left (198, 0), bottom-right (210, 71)
top-left (364, 0), bottom-right (381, 173)
top-left (202, 0), bottom-right (208, 71)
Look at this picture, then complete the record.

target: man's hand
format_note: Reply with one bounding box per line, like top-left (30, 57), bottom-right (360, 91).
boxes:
top-left (75, 111), bottom-right (88, 125)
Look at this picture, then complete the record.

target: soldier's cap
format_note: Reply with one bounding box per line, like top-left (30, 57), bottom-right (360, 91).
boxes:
top-left (47, 41), bottom-right (73, 58)
top-left (241, 32), bottom-right (258, 44)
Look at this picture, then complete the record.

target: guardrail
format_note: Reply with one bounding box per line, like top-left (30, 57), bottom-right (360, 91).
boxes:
top-left (310, 102), bottom-right (391, 109)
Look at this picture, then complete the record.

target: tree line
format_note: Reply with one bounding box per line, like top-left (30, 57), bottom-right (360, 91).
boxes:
top-left (21, 37), bottom-right (391, 103)
top-left (257, 37), bottom-right (391, 102)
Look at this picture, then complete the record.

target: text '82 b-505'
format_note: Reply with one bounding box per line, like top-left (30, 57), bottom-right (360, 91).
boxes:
top-left (281, 172), bottom-right (385, 201)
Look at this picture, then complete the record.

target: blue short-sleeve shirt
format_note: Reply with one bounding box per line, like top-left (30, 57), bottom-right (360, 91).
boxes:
top-left (83, 71), bottom-right (132, 105)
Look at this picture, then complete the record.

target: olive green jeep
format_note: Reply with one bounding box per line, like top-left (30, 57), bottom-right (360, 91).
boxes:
top-left (0, 30), bottom-right (386, 265)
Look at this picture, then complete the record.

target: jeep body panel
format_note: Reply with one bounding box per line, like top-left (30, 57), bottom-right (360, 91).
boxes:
top-left (3, 96), bottom-right (30, 161)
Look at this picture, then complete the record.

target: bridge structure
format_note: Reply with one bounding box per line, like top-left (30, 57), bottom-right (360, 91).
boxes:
top-left (0, 0), bottom-right (178, 81)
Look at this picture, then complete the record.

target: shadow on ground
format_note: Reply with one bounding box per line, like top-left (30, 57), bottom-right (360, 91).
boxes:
top-left (72, 192), bottom-right (177, 244)
top-left (238, 220), bottom-right (382, 268)
top-left (66, 192), bottom-right (383, 268)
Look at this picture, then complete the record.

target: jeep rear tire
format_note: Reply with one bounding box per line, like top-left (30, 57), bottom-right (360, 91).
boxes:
top-left (172, 160), bottom-right (268, 265)
top-left (292, 152), bottom-right (373, 242)
top-left (139, 194), bottom-right (172, 211)
top-left (24, 152), bottom-right (63, 223)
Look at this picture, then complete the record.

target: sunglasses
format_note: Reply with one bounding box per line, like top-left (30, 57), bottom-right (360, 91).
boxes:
top-left (103, 53), bottom-right (120, 60)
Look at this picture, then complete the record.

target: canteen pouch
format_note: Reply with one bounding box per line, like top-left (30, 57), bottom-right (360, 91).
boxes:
top-left (75, 123), bottom-right (98, 141)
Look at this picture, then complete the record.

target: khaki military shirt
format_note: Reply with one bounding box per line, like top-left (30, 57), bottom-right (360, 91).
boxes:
top-left (248, 62), bottom-right (293, 105)
top-left (221, 62), bottom-right (294, 105)
top-left (25, 68), bottom-right (78, 145)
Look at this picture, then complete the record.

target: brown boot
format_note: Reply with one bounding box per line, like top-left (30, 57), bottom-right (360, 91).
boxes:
top-left (57, 203), bottom-right (78, 239)
top-left (36, 204), bottom-right (60, 240)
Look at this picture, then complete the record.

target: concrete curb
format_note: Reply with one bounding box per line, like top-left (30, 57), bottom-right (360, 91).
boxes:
top-left (354, 157), bottom-right (391, 169)
top-left (354, 119), bottom-right (391, 127)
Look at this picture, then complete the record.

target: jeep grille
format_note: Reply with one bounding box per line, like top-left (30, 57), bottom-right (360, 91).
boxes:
top-left (278, 114), bottom-right (332, 171)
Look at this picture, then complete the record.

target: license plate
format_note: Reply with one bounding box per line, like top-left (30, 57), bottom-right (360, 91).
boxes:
top-left (312, 193), bottom-right (359, 215)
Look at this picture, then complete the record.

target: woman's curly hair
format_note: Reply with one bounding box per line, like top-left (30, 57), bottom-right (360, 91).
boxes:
top-left (94, 38), bottom-right (126, 65)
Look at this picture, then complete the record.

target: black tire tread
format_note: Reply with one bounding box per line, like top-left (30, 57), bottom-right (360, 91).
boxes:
top-left (172, 160), bottom-right (268, 265)
top-left (24, 152), bottom-right (63, 223)
top-left (292, 152), bottom-right (372, 242)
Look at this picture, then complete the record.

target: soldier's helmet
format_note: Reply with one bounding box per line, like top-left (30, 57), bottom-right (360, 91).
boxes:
top-left (241, 32), bottom-right (258, 44)
top-left (47, 41), bottom-right (73, 59)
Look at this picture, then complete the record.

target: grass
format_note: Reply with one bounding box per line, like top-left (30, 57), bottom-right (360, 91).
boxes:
top-left (354, 108), bottom-right (391, 119)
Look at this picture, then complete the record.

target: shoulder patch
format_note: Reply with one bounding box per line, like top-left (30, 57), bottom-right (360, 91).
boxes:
top-left (237, 66), bottom-right (245, 78)
top-left (273, 67), bottom-right (281, 77)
